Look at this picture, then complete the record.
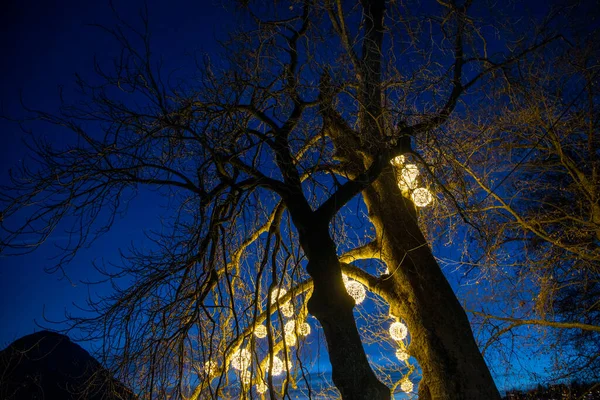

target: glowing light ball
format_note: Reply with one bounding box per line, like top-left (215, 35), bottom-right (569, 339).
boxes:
top-left (399, 164), bottom-right (419, 189)
top-left (411, 187), bottom-right (433, 207)
top-left (239, 369), bottom-right (252, 386)
top-left (254, 324), bottom-right (267, 339)
top-left (284, 320), bottom-right (296, 335)
top-left (395, 349), bottom-right (409, 361)
top-left (270, 288), bottom-right (287, 304)
top-left (342, 273), bottom-right (349, 284)
top-left (230, 348), bottom-right (252, 371)
top-left (284, 332), bottom-right (297, 347)
top-left (280, 301), bottom-right (294, 317)
top-left (255, 381), bottom-right (268, 394)
top-left (299, 322), bottom-right (311, 336)
top-left (390, 155), bottom-right (405, 167)
top-left (204, 360), bottom-right (217, 375)
top-left (269, 355), bottom-right (285, 376)
top-left (345, 280), bottom-right (366, 304)
top-left (401, 379), bottom-right (414, 392)
top-left (389, 321), bottom-right (408, 341)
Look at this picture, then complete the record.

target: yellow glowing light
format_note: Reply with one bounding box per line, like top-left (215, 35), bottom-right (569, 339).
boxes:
top-left (268, 354), bottom-right (292, 376)
top-left (389, 321), bottom-right (408, 341)
top-left (284, 320), bottom-right (295, 335)
top-left (255, 381), bottom-right (268, 394)
top-left (342, 273), bottom-right (350, 284)
top-left (390, 155), bottom-right (405, 167)
top-left (254, 324), bottom-right (267, 339)
top-left (395, 349), bottom-right (409, 361)
top-left (204, 360), bottom-right (217, 375)
top-left (299, 322), bottom-right (311, 336)
top-left (284, 332), bottom-right (297, 347)
top-left (230, 348), bottom-right (252, 371)
top-left (401, 379), bottom-right (414, 392)
top-left (270, 288), bottom-right (287, 304)
top-left (345, 280), bottom-right (366, 304)
top-left (399, 164), bottom-right (419, 189)
top-left (411, 187), bottom-right (433, 207)
top-left (269, 355), bottom-right (285, 376)
top-left (280, 301), bottom-right (294, 317)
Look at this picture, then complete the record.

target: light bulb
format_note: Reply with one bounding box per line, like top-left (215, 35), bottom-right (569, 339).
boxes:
top-left (411, 187), bottom-right (433, 207)
top-left (284, 332), bottom-right (297, 347)
top-left (298, 322), bottom-right (311, 336)
top-left (254, 324), bottom-right (267, 339)
top-left (401, 379), bottom-right (414, 392)
top-left (255, 380), bottom-right (268, 394)
top-left (280, 301), bottom-right (294, 317)
top-left (395, 349), bottom-right (409, 361)
top-left (269, 355), bottom-right (284, 376)
top-left (270, 288), bottom-right (287, 304)
top-left (345, 280), bottom-right (366, 304)
top-left (230, 348), bottom-right (251, 371)
top-left (390, 155), bottom-right (405, 167)
top-left (399, 164), bottom-right (419, 189)
top-left (284, 320), bottom-right (296, 335)
top-left (389, 321), bottom-right (408, 341)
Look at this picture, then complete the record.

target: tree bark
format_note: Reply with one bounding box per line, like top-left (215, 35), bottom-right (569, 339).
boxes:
top-left (296, 218), bottom-right (390, 400)
top-left (363, 167), bottom-right (501, 399)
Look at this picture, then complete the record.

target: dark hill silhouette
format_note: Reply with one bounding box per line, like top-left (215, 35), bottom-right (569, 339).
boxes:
top-left (0, 330), bottom-right (135, 399)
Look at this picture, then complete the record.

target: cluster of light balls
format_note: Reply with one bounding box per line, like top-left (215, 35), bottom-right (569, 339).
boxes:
top-left (389, 319), bottom-right (414, 392)
top-left (227, 287), bottom-right (313, 393)
top-left (225, 288), bottom-right (412, 393)
top-left (390, 155), bottom-right (433, 207)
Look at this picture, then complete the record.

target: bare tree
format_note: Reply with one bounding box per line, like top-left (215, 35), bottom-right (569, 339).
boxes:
top-left (0, 0), bottom-right (559, 398)
top-left (427, 1), bottom-right (600, 388)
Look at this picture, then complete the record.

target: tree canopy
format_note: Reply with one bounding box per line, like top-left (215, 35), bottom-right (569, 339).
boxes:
top-left (1, 0), bottom-right (598, 399)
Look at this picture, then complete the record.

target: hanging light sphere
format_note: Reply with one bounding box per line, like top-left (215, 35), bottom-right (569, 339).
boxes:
top-left (399, 164), bottom-right (419, 189)
top-left (411, 187), bottom-right (433, 207)
top-left (284, 320), bottom-right (296, 335)
top-left (401, 379), bottom-right (414, 392)
top-left (204, 360), bottom-right (217, 375)
top-left (269, 355), bottom-right (285, 376)
top-left (254, 324), bottom-right (267, 339)
top-left (345, 280), bottom-right (366, 304)
top-left (390, 155), bottom-right (405, 167)
top-left (239, 369), bottom-right (252, 386)
top-left (255, 381), bottom-right (268, 394)
top-left (284, 332), bottom-right (297, 347)
top-left (270, 288), bottom-right (287, 304)
top-left (231, 348), bottom-right (252, 371)
top-left (280, 301), bottom-right (294, 317)
top-left (395, 349), bottom-right (409, 362)
top-left (298, 322), bottom-right (311, 336)
top-left (389, 321), bottom-right (408, 341)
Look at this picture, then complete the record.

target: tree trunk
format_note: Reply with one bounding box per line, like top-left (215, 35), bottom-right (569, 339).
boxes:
top-left (363, 167), bottom-right (500, 399)
top-left (298, 218), bottom-right (390, 400)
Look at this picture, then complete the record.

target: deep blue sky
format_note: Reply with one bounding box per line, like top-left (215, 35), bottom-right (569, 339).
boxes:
top-left (0, 0), bottom-right (233, 346)
top-left (0, 0), bottom-right (555, 394)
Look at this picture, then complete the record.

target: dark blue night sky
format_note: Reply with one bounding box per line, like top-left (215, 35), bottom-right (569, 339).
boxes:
top-left (0, 0), bottom-right (233, 345)
top-left (0, 0), bottom-right (561, 395)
